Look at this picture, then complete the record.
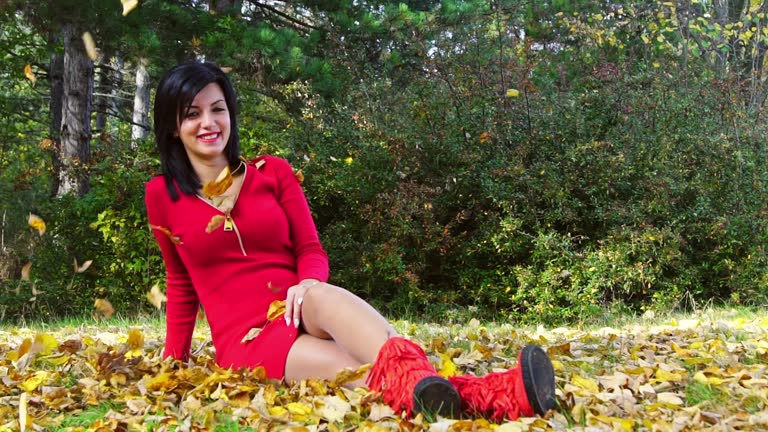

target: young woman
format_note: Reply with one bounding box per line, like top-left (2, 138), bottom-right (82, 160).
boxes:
top-left (145, 61), bottom-right (556, 421)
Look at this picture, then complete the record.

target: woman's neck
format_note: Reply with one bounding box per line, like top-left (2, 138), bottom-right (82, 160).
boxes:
top-left (190, 156), bottom-right (229, 185)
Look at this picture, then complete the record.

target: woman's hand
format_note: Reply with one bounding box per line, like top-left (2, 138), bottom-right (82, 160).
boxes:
top-left (285, 279), bottom-right (320, 328)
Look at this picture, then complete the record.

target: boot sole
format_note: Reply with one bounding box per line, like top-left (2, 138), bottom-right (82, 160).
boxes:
top-left (413, 375), bottom-right (461, 418)
top-left (520, 345), bottom-right (556, 415)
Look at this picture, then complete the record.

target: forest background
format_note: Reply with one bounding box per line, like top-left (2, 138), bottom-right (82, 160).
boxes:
top-left (2, 0), bottom-right (768, 325)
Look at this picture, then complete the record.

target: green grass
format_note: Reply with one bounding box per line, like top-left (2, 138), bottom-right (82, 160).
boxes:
top-left (684, 381), bottom-right (726, 407)
top-left (57, 402), bottom-right (125, 429)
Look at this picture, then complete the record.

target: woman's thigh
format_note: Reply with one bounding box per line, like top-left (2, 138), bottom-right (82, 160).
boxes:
top-left (284, 333), bottom-right (366, 386)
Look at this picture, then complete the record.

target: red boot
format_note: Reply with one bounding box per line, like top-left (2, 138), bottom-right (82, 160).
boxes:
top-left (367, 337), bottom-right (461, 418)
top-left (448, 345), bottom-right (556, 422)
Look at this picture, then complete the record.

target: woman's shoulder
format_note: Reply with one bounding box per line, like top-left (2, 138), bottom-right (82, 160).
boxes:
top-left (145, 175), bottom-right (167, 195)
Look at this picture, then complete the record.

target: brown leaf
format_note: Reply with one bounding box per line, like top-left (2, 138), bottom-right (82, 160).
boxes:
top-left (294, 169), bottom-right (305, 184)
top-left (24, 64), bottom-right (36, 84)
top-left (146, 283), bottom-right (166, 309)
top-left (202, 165), bottom-right (233, 198)
top-left (206, 215), bottom-right (226, 233)
top-left (21, 262), bottom-right (32, 281)
top-left (150, 224), bottom-right (182, 244)
top-left (94, 298), bottom-right (114, 319)
top-left (58, 339), bottom-right (82, 354)
top-left (28, 213), bottom-right (46, 235)
top-left (241, 327), bottom-right (262, 344)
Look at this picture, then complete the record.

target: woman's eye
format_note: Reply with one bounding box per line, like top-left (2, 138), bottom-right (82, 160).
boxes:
top-left (213, 107), bottom-right (226, 113)
top-left (185, 112), bottom-right (199, 118)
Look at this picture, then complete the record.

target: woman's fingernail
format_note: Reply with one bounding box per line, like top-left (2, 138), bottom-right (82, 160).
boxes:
top-left (294, 318), bottom-right (299, 328)
top-left (285, 316), bottom-right (290, 326)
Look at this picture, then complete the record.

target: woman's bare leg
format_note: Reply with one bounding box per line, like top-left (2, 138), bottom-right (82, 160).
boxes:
top-left (299, 283), bottom-right (396, 365)
top-left (284, 333), bottom-right (367, 388)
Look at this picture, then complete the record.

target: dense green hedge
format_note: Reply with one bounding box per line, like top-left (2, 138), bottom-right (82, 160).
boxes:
top-left (2, 1), bottom-right (768, 324)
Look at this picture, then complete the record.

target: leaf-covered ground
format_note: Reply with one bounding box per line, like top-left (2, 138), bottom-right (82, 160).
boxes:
top-left (1, 309), bottom-right (767, 431)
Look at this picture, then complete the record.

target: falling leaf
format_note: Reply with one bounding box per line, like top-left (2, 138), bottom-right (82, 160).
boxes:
top-left (294, 169), bottom-right (304, 184)
top-left (202, 166), bottom-right (232, 198)
top-left (479, 132), bottom-right (492, 143)
top-left (206, 215), bottom-right (226, 233)
top-left (506, 88), bottom-right (520, 98)
top-left (21, 262), bottom-right (32, 281)
top-left (150, 224), bottom-right (182, 244)
top-left (31, 333), bottom-right (59, 356)
top-left (82, 32), bottom-right (98, 61)
top-left (121, 0), bottom-right (139, 16)
top-left (73, 258), bottom-right (93, 273)
top-left (241, 327), bottom-right (262, 343)
top-left (146, 283), bottom-right (166, 309)
top-left (220, 66), bottom-right (233, 73)
top-left (28, 213), bottom-right (46, 235)
top-left (94, 298), bottom-right (114, 319)
top-left (24, 64), bottom-right (36, 84)
top-left (330, 364), bottom-right (371, 387)
top-left (266, 300), bottom-right (285, 321)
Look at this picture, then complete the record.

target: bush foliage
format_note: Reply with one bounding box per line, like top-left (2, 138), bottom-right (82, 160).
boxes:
top-left (1, 1), bottom-right (768, 323)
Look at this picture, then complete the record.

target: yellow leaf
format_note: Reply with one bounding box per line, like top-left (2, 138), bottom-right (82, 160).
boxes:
top-left (28, 213), bottom-right (46, 236)
top-left (479, 132), bottom-right (492, 144)
top-left (32, 333), bottom-right (58, 356)
top-left (82, 32), bottom-right (98, 61)
top-left (121, 0), bottom-right (139, 16)
top-left (331, 364), bottom-right (371, 387)
top-left (294, 169), bottom-right (305, 184)
top-left (344, 157), bottom-right (354, 165)
top-left (94, 298), bottom-right (114, 319)
top-left (241, 327), bottom-right (262, 343)
top-left (127, 328), bottom-right (144, 351)
top-left (438, 353), bottom-right (457, 377)
top-left (146, 283), bottom-right (167, 309)
top-left (654, 369), bottom-right (684, 382)
top-left (24, 64), bottom-right (36, 84)
top-left (202, 165), bottom-right (233, 198)
top-left (20, 371), bottom-right (48, 392)
top-left (266, 300), bottom-right (286, 321)
top-left (286, 402), bottom-right (312, 421)
top-left (506, 88), bottom-right (520, 98)
top-left (74, 258), bottom-right (93, 273)
top-left (21, 262), bottom-right (32, 281)
top-left (571, 373), bottom-right (599, 393)
top-left (268, 406), bottom-right (288, 418)
top-left (206, 215), bottom-right (226, 233)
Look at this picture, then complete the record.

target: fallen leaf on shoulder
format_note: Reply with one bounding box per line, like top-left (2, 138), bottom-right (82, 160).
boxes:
top-left (266, 300), bottom-right (285, 321)
top-left (241, 327), bottom-right (262, 343)
top-left (202, 165), bottom-right (233, 198)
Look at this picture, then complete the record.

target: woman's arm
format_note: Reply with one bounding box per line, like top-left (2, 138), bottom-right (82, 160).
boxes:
top-left (145, 180), bottom-right (199, 361)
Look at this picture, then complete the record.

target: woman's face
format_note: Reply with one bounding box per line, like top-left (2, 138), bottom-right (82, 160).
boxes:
top-left (177, 82), bottom-right (231, 165)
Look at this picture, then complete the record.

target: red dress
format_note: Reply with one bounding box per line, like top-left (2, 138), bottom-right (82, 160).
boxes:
top-left (145, 155), bottom-right (329, 378)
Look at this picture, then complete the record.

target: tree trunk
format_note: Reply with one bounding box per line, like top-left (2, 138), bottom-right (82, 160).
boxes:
top-left (57, 22), bottom-right (93, 197)
top-left (49, 48), bottom-right (64, 197)
top-left (131, 57), bottom-right (150, 144)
